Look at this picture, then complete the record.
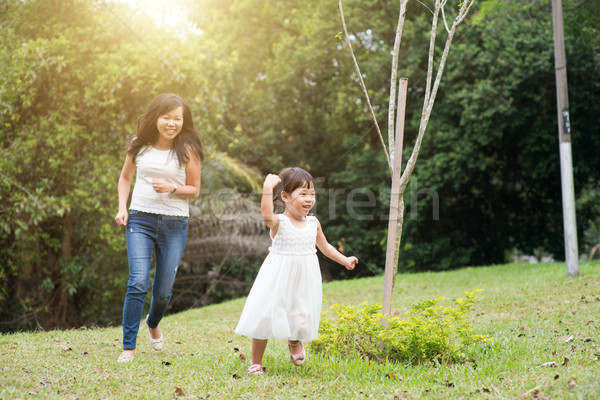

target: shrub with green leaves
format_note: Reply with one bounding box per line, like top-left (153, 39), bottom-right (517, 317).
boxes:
top-left (312, 290), bottom-right (492, 364)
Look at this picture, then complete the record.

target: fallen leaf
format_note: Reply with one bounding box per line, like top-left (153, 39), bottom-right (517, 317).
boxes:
top-left (175, 387), bottom-right (185, 396)
top-left (232, 373), bottom-right (241, 379)
top-left (554, 374), bottom-right (560, 380)
top-left (538, 361), bottom-right (557, 367)
top-left (533, 390), bottom-right (546, 398)
top-left (239, 351), bottom-right (247, 361)
top-left (568, 379), bottom-right (576, 388)
top-left (521, 386), bottom-right (543, 398)
top-left (563, 335), bottom-right (574, 343)
top-left (562, 357), bottom-right (570, 366)
top-left (162, 361), bottom-right (171, 366)
top-left (93, 368), bottom-right (103, 373)
top-left (386, 373), bottom-right (401, 380)
top-left (29, 391), bottom-right (38, 395)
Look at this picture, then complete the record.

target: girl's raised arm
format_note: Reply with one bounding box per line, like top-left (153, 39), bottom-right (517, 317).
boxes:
top-left (261, 174), bottom-right (281, 234)
top-left (316, 220), bottom-right (358, 270)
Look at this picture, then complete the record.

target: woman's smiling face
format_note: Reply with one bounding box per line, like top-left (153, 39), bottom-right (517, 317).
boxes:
top-left (155, 106), bottom-right (183, 144)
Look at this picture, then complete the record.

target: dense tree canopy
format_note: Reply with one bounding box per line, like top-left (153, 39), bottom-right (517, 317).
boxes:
top-left (1, 0), bottom-right (598, 331)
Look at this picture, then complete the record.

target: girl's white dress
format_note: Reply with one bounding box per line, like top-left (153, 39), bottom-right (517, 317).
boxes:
top-left (235, 214), bottom-right (322, 342)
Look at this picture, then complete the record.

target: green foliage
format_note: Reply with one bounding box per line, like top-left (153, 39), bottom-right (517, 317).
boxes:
top-left (322, 144), bottom-right (390, 279)
top-left (399, 1), bottom-right (600, 269)
top-left (1, 0), bottom-right (599, 332)
top-left (0, 0), bottom-right (210, 331)
top-left (313, 290), bottom-right (491, 364)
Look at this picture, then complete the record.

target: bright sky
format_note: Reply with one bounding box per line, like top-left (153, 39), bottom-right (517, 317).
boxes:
top-left (109, 0), bottom-right (203, 37)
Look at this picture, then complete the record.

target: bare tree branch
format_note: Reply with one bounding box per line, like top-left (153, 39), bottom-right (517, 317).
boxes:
top-left (339, 0), bottom-right (392, 174)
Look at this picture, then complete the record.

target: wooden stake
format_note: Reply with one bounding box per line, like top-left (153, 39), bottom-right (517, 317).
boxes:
top-left (383, 78), bottom-right (408, 317)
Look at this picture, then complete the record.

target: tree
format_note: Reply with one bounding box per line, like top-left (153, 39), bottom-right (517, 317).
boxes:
top-left (338, 0), bottom-right (476, 314)
top-left (400, 0), bottom-right (600, 270)
top-left (0, 0), bottom-right (207, 330)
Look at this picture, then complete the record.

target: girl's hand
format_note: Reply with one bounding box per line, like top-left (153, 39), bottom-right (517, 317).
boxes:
top-left (115, 210), bottom-right (128, 226)
top-left (345, 256), bottom-right (358, 270)
top-left (151, 179), bottom-right (174, 193)
top-left (263, 174), bottom-right (281, 191)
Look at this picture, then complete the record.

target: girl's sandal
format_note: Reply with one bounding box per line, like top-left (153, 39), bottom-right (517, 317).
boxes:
top-left (247, 364), bottom-right (264, 375)
top-left (287, 340), bottom-right (306, 366)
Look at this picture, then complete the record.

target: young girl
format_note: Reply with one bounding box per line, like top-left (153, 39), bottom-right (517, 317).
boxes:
top-left (114, 93), bottom-right (203, 362)
top-left (235, 167), bottom-right (358, 375)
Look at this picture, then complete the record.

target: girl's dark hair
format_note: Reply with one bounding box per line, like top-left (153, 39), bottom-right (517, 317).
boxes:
top-left (127, 93), bottom-right (204, 165)
top-left (276, 167), bottom-right (314, 205)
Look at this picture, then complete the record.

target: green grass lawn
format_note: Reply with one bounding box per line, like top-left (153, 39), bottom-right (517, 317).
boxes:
top-left (2, 261), bottom-right (599, 399)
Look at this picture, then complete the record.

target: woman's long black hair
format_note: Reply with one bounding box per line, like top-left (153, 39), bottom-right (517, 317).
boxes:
top-left (127, 93), bottom-right (204, 165)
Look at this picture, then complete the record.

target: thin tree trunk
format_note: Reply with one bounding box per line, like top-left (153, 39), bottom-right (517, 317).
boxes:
top-left (339, 0), bottom-right (475, 313)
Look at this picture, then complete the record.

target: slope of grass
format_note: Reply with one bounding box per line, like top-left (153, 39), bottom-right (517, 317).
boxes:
top-left (1, 261), bottom-right (599, 399)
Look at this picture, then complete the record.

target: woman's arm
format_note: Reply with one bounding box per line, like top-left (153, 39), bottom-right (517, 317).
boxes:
top-left (261, 174), bottom-right (281, 235)
top-left (179, 147), bottom-right (201, 199)
top-left (114, 153), bottom-right (136, 226)
top-left (316, 220), bottom-right (357, 270)
top-left (150, 147), bottom-right (201, 199)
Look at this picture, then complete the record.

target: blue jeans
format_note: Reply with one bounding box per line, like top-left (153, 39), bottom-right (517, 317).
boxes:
top-left (122, 210), bottom-right (188, 350)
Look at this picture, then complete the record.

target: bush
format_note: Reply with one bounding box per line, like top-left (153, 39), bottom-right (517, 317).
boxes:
top-left (312, 290), bottom-right (491, 364)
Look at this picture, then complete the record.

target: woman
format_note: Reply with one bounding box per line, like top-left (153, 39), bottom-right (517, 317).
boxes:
top-left (114, 93), bottom-right (203, 362)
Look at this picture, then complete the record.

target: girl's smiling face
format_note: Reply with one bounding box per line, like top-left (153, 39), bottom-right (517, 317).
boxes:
top-left (282, 182), bottom-right (316, 220)
top-left (156, 106), bottom-right (183, 145)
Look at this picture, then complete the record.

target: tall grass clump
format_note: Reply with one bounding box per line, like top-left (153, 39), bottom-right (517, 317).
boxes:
top-left (312, 290), bottom-right (492, 364)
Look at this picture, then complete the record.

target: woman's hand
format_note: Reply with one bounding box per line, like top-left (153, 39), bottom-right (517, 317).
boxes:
top-left (151, 179), bottom-right (174, 193)
top-left (115, 210), bottom-right (128, 226)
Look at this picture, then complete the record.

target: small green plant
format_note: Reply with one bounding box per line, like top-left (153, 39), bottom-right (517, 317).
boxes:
top-left (312, 290), bottom-right (492, 364)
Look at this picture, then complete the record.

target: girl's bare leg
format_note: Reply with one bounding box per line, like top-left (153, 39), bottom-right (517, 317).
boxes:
top-left (251, 338), bottom-right (268, 365)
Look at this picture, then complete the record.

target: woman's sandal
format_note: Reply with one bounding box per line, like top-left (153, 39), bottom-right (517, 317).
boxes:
top-left (247, 364), bottom-right (264, 375)
top-left (146, 315), bottom-right (165, 351)
top-left (287, 340), bottom-right (306, 366)
top-left (117, 351), bottom-right (134, 363)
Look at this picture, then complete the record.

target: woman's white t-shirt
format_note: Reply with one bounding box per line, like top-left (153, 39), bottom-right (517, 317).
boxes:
top-left (129, 146), bottom-right (189, 217)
